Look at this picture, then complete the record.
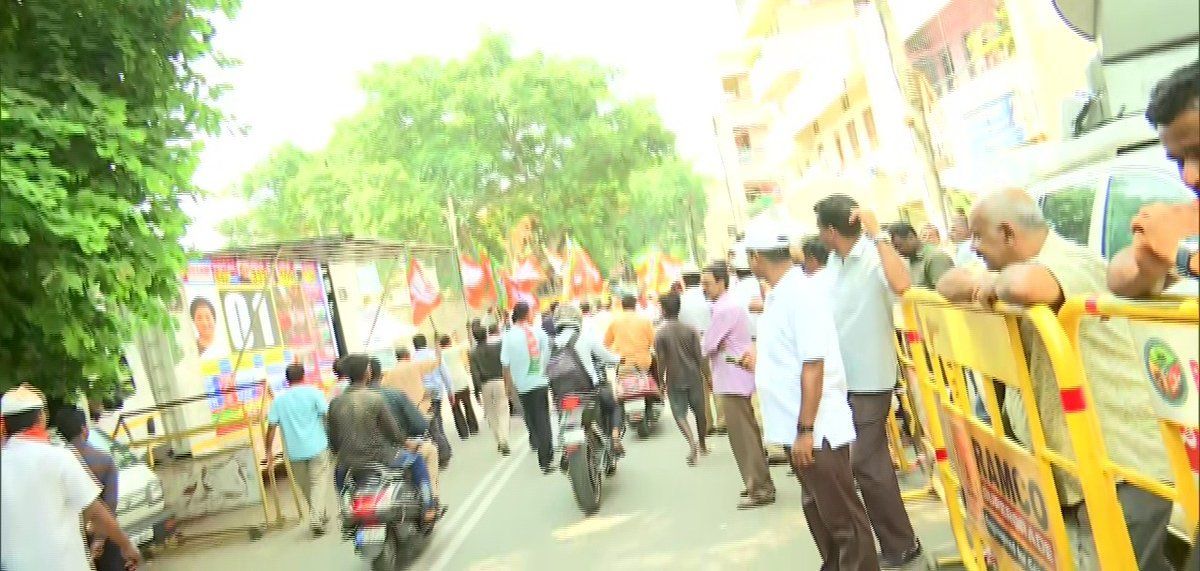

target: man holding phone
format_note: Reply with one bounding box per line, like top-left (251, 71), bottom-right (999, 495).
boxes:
top-left (700, 261), bottom-right (775, 509)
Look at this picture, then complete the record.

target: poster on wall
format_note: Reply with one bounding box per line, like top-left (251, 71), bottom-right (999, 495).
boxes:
top-left (182, 258), bottom-right (340, 440)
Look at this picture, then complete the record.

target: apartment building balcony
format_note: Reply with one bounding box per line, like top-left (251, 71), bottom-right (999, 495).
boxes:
top-left (736, 148), bottom-right (779, 184)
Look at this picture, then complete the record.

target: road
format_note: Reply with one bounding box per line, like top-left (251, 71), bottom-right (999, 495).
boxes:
top-left (146, 411), bottom-right (957, 570)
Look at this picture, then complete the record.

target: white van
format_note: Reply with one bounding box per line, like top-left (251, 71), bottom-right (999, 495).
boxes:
top-left (51, 423), bottom-right (171, 547)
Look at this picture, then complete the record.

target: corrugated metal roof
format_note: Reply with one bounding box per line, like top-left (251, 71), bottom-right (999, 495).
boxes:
top-left (201, 235), bottom-right (451, 263)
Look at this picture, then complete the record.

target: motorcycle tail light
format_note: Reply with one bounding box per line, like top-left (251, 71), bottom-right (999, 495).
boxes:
top-left (352, 493), bottom-right (383, 521)
top-left (561, 395), bottom-right (581, 411)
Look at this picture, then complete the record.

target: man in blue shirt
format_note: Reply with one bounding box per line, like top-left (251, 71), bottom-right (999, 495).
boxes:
top-left (413, 334), bottom-right (453, 469)
top-left (265, 363), bottom-right (332, 535)
top-left (501, 302), bottom-right (554, 474)
top-left (54, 406), bottom-right (124, 571)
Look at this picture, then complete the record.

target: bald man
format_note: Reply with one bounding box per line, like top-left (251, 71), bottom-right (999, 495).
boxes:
top-left (936, 189), bottom-right (1174, 570)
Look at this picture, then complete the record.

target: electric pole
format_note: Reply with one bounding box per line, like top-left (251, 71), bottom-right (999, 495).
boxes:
top-left (872, 0), bottom-right (951, 229)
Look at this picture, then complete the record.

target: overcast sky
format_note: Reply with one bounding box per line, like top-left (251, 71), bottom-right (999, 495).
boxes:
top-left (186, 0), bottom-right (741, 250)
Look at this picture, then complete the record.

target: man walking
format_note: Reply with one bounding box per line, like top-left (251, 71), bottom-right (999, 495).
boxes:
top-left (414, 333), bottom-right (453, 469)
top-left (502, 302), bottom-right (555, 474)
top-left (679, 262), bottom-right (722, 436)
top-left (441, 334), bottom-right (480, 440)
top-left (1, 385), bottom-right (143, 571)
top-left (744, 224), bottom-right (879, 570)
top-left (653, 292), bottom-right (709, 465)
top-left (701, 261), bottom-right (776, 509)
top-left (470, 323), bottom-right (511, 456)
top-left (265, 363), bottom-right (333, 535)
top-left (816, 194), bottom-right (922, 567)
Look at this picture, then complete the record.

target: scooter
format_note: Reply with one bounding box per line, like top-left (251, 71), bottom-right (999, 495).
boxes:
top-left (339, 463), bottom-right (432, 571)
top-left (558, 390), bottom-right (617, 515)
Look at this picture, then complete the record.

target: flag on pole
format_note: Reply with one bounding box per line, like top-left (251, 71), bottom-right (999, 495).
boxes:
top-left (501, 271), bottom-right (538, 311)
top-left (460, 253), bottom-right (498, 309)
top-left (562, 237), bottom-right (604, 300)
top-left (634, 250), bottom-right (682, 294)
top-left (512, 256), bottom-right (545, 286)
top-left (408, 258), bottom-right (442, 325)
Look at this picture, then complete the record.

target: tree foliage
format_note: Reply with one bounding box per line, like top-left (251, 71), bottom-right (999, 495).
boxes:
top-left (0, 0), bottom-right (237, 398)
top-left (223, 34), bottom-right (705, 276)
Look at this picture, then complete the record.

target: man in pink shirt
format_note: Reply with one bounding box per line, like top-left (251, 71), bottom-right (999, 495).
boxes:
top-left (700, 261), bottom-right (776, 509)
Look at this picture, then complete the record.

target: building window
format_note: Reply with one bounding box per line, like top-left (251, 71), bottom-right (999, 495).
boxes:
top-left (863, 108), bottom-right (877, 147)
top-left (938, 47), bottom-right (955, 92)
top-left (813, 121), bottom-right (821, 136)
top-left (841, 94), bottom-right (851, 111)
top-left (834, 135), bottom-right (846, 168)
top-left (846, 120), bottom-right (861, 158)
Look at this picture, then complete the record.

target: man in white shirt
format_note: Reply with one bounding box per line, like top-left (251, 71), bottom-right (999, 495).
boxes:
top-left (728, 245), bottom-right (763, 340)
top-left (741, 226), bottom-right (879, 570)
top-left (816, 193), bottom-right (921, 568)
top-left (1, 384), bottom-right (143, 571)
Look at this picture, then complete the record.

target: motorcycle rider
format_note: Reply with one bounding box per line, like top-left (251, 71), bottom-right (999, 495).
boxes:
top-left (554, 303), bottom-right (624, 455)
top-left (605, 294), bottom-right (659, 428)
top-left (368, 357), bottom-right (441, 501)
top-left (328, 354), bottom-right (439, 527)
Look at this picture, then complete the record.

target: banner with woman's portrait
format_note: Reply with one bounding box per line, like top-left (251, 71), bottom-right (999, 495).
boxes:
top-left (182, 258), bottom-right (339, 441)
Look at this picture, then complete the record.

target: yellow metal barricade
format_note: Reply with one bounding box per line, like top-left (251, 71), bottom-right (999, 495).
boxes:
top-left (901, 289), bottom-right (1106, 571)
top-left (1059, 295), bottom-right (1200, 559)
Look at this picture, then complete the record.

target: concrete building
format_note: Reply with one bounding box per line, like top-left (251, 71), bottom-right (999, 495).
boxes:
top-left (707, 0), bottom-right (1098, 251)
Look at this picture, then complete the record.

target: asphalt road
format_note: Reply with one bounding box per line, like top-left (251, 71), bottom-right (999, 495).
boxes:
top-left (146, 410), bottom-right (957, 571)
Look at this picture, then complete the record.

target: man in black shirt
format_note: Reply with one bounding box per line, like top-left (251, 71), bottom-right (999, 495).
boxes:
top-left (469, 324), bottom-right (510, 455)
top-left (653, 292), bottom-right (709, 465)
top-left (328, 354), bottom-right (437, 524)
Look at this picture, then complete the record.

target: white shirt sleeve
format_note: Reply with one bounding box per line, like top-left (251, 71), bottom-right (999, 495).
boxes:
top-left (792, 283), bottom-right (829, 364)
top-left (60, 449), bottom-right (101, 514)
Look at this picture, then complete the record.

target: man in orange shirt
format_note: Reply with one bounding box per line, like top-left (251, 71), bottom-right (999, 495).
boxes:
top-left (383, 348), bottom-right (438, 415)
top-left (605, 295), bottom-right (654, 370)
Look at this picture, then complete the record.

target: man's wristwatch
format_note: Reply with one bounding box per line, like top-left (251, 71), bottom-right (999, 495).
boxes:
top-left (1177, 237), bottom-right (1199, 279)
top-left (797, 424), bottom-right (814, 435)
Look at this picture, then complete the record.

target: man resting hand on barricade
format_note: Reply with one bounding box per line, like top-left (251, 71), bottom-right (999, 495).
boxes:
top-left (936, 188), bottom-right (1175, 570)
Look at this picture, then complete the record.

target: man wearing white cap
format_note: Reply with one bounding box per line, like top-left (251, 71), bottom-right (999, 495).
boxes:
top-left (1, 384), bottom-right (143, 570)
top-left (740, 225), bottom-right (879, 569)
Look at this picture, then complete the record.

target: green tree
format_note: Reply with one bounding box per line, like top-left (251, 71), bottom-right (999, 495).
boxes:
top-left (224, 34), bottom-right (702, 277)
top-left (1, 0), bottom-right (237, 398)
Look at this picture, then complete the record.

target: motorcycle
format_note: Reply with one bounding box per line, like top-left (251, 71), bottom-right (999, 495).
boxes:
top-left (557, 390), bottom-right (617, 515)
top-left (622, 395), bottom-right (661, 439)
top-left (616, 364), bottom-right (662, 439)
top-left (339, 463), bottom-right (431, 571)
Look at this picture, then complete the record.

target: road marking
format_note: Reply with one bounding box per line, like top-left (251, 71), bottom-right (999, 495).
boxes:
top-left (428, 443), bottom-right (530, 571)
top-left (436, 428), bottom-right (526, 533)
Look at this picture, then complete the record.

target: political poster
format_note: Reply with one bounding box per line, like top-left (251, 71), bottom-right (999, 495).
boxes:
top-left (182, 258), bottom-right (340, 441)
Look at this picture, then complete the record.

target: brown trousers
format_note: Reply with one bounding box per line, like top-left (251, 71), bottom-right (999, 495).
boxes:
top-left (721, 394), bottom-right (775, 500)
top-left (849, 392), bottom-right (918, 559)
top-left (791, 442), bottom-right (881, 571)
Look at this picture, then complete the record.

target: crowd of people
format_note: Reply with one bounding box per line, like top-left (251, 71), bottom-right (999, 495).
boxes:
top-left (0, 62), bottom-right (1195, 571)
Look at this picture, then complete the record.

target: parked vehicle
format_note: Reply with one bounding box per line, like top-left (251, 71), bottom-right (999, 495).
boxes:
top-left (557, 391), bottom-right (617, 515)
top-left (339, 462), bottom-right (431, 571)
top-left (51, 423), bottom-right (172, 549)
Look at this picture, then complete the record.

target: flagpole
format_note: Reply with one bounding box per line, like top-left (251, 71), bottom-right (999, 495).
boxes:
top-left (445, 194), bottom-right (472, 336)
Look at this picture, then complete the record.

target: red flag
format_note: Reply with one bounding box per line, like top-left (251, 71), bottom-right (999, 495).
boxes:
top-left (502, 271), bottom-right (538, 311)
top-left (408, 258), bottom-right (442, 325)
top-left (460, 254), bottom-right (491, 309)
top-left (512, 256), bottom-right (545, 285)
top-left (479, 251), bottom-right (498, 306)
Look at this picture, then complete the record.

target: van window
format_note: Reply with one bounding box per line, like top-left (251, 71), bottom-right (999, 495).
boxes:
top-left (1040, 182), bottom-right (1097, 247)
top-left (1104, 171), bottom-right (1195, 259)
